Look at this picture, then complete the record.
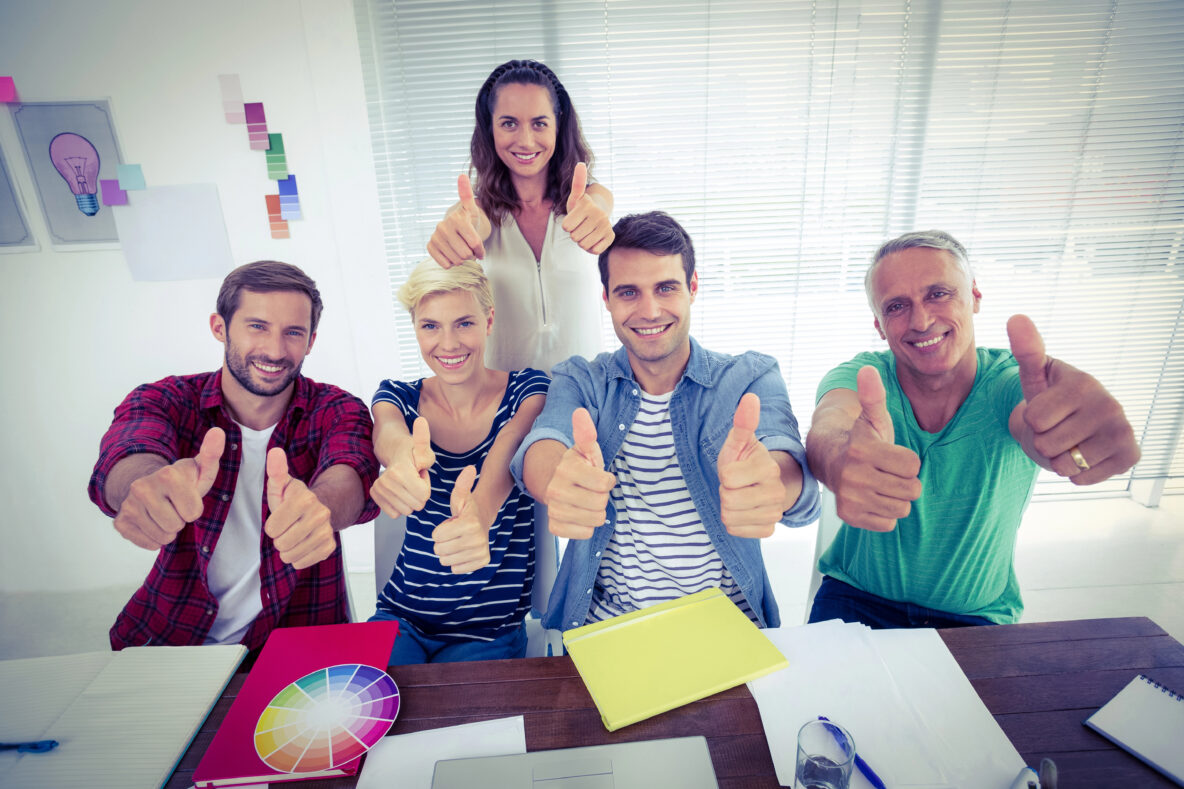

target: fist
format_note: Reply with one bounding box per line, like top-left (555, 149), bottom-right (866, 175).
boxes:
top-left (717, 394), bottom-right (784, 538)
top-left (265, 448), bottom-right (336, 570)
top-left (544, 408), bottom-right (617, 540)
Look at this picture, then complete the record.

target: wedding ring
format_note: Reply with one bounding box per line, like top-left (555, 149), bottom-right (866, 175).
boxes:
top-left (1069, 445), bottom-right (1090, 472)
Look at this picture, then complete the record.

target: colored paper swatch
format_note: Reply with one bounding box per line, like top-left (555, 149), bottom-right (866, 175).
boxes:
top-left (265, 193), bottom-right (289, 238)
top-left (253, 664), bottom-right (399, 773)
top-left (245, 102), bottom-right (269, 150)
top-left (219, 74), bottom-right (245, 123)
top-left (117, 164), bottom-right (146, 190)
top-left (266, 134), bottom-right (288, 179)
top-left (277, 175), bottom-right (298, 196)
top-left (0, 77), bottom-right (16, 103)
top-left (100, 178), bottom-right (128, 206)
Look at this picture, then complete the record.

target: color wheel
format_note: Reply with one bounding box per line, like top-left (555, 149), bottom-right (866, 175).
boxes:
top-left (253, 663), bottom-right (399, 773)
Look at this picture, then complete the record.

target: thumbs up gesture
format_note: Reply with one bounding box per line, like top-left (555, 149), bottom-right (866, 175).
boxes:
top-left (431, 465), bottom-right (490, 574)
top-left (265, 448), bottom-right (336, 570)
top-left (544, 408), bottom-right (618, 539)
top-left (114, 427), bottom-right (226, 550)
top-left (427, 173), bottom-right (490, 268)
top-left (716, 394), bottom-right (786, 538)
top-left (831, 366), bottom-right (922, 532)
top-left (560, 162), bottom-right (614, 255)
top-left (1007, 314), bottom-right (1139, 484)
top-left (372, 417), bottom-right (436, 517)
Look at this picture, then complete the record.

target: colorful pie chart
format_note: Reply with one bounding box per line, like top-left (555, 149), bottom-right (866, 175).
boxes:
top-left (254, 663), bottom-right (399, 773)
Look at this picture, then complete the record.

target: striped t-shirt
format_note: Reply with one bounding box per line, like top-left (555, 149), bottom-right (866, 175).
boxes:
top-left (372, 368), bottom-right (549, 641)
top-left (588, 390), bottom-right (755, 623)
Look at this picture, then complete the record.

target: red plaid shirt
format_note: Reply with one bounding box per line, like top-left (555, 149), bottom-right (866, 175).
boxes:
top-left (88, 370), bottom-right (380, 652)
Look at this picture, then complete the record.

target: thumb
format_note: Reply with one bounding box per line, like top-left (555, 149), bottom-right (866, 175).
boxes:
top-left (856, 365), bottom-right (894, 443)
top-left (193, 427), bottom-right (225, 495)
top-left (1007, 314), bottom-right (1049, 400)
top-left (411, 416), bottom-right (434, 470)
top-left (458, 173), bottom-right (478, 215)
top-left (566, 162), bottom-right (588, 214)
top-left (571, 407), bottom-right (603, 468)
top-left (266, 447), bottom-right (291, 510)
top-left (450, 465), bottom-right (477, 518)
top-left (719, 392), bottom-right (760, 465)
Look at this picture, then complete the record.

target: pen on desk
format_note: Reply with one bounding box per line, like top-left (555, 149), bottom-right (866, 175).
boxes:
top-left (0, 740), bottom-right (59, 754)
top-left (817, 716), bottom-right (886, 789)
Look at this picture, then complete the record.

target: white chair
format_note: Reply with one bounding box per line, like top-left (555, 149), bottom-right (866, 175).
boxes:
top-left (372, 503), bottom-right (563, 658)
top-left (804, 488), bottom-right (842, 623)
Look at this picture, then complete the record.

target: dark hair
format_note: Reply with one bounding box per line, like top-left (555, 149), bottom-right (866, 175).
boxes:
top-left (597, 212), bottom-right (696, 291)
top-left (216, 260), bottom-right (323, 334)
top-left (470, 59), bottom-right (592, 226)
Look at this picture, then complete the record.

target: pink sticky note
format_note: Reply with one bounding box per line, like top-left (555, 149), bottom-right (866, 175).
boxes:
top-left (100, 179), bottom-right (128, 206)
top-left (0, 77), bottom-right (16, 103)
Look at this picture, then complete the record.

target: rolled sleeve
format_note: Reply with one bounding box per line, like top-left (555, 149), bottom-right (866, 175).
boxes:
top-left (306, 391), bottom-right (381, 523)
top-left (509, 360), bottom-right (589, 489)
top-left (747, 362), bottom-right (820, 527)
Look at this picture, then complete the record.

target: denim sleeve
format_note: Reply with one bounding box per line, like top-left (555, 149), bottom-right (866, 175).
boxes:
top-left (748, 360), bottom-right (821, 527)
top-left (509, 358), bottom-right (589, 489)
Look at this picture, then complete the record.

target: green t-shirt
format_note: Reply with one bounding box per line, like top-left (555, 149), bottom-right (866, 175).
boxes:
top-left (816, 348), bottom-right (1039, 623)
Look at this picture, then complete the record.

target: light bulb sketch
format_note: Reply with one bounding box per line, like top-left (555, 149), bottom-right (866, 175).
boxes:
top-left (49, 132), bottom-right (101, 216)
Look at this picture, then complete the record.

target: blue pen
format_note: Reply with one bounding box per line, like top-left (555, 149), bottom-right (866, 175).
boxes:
top-left (0, 740), bottom-right (59, 754)
top-left (818, 717), bottom-right (886, 789)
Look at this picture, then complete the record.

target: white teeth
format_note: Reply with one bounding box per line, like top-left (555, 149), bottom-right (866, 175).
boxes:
top-left (254, 362), bottom-right (282, 373)
top-left (635, 326), bottom-right (666, 336)
top-left (513, 152), bottom-right (538, 161)
top-left (914, 335), bottom-right (943, 348)
top-left (438, 354), bottom-right (468, 365)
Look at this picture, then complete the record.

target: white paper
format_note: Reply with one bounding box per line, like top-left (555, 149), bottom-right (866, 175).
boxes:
top-left (871, 628), bottom-right (1025, 788)
top-left (0, 644), bottom-right (245, 789)
top-left (749, 620), bottom-right (949, 788)
top-left (356, 716), bottom-right (527, 789)
top-left (112, 183), bottom-right (234, 282)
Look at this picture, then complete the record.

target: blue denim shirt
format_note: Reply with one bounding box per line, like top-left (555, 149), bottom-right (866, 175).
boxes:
top-left (510, 337), bottom-right (820, 631)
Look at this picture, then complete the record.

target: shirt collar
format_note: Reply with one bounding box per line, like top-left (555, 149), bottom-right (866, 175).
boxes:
top-left (200, 369), bottom-right (309, 423)
top-left (607, 336), bottom-right (716, 389)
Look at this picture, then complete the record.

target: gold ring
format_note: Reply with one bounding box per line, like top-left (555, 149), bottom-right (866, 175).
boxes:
top-left (1069, 445), bottom-right (1090, 472)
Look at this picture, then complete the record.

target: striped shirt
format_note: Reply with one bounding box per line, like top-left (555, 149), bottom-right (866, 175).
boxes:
top-left (372, 368), bottom-right (549, 641)
top-left (588, 391), bottom-right (755, 623)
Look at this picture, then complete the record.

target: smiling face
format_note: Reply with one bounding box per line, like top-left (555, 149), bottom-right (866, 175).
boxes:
top-left (870, 246), bottom-right (982, 387)
top-left (212, 289), bottom-right (316, 399)
top-left (413, 289), bottom-right (493, 383)
top-left (603, 247), bottom-right (697, 391)
top-left (490, 82), bottom-right (557, 185)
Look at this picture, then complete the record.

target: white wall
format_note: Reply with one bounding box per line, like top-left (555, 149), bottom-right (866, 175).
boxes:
top-left (0, 0), bottom-right (397, 592)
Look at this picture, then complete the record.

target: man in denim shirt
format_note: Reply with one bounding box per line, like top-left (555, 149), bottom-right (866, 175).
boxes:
top-left (510, 211), bottom-right (819, 631)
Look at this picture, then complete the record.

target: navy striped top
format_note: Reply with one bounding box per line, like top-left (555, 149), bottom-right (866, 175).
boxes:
top-left (372, 368), bottom-right (549, 641)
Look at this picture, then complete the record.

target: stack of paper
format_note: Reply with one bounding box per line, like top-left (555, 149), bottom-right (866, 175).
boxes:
top-left (748, 621), bottom-right (1024, 788)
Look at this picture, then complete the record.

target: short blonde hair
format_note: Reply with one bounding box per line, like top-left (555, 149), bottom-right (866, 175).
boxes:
top-left (396, 259), bottom-right (494, 316)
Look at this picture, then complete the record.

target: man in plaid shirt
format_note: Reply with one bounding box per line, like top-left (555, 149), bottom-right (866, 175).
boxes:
top-left (88, 261), bottom-right (379, 652)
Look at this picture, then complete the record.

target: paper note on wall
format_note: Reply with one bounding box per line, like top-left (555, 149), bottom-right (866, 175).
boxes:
top-left (112, 184), bottom-right (234, 281)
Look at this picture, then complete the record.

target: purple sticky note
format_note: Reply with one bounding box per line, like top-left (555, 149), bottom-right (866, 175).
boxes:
top-left (100, 179), bottom-right (128, 206)
top-left (244, 102), bottom-right (266, 124)
top-left (0, 77), bottom-right (15, 102)
top-left (277, 175), bottom-right (298, 196)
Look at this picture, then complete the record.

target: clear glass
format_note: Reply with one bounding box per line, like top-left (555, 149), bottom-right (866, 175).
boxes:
top-left (795, 719), bottom-right (856, 789)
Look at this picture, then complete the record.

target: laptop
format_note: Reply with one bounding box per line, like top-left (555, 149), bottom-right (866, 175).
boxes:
top-left (430, 735), bottom-right (719, 788)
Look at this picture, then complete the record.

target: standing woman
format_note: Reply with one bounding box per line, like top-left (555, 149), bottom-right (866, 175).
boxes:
top-left (427, 59), bottom-right (614, 373)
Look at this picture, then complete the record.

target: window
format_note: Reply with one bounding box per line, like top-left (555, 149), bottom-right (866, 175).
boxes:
top-left (354, 0), bottom-right (1184, 498)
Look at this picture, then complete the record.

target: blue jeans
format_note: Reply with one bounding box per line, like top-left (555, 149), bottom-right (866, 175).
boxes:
top-left (368, 610), bottom-right (527, 665)
top-left (808, 576), bottom-right (995, 629)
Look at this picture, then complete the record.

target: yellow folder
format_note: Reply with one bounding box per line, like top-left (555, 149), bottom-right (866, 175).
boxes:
top-left (563, 587), bottom-right (789, 731)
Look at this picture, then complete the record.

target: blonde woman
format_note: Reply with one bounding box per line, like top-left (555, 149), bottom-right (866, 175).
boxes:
top-left (369, 260), bottom-right (548, 663)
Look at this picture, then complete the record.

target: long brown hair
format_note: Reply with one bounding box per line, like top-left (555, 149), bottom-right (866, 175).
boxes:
top-left (470, 60), bottom-right (593, 226)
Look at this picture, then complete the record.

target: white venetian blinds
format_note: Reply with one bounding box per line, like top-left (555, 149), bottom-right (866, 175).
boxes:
top-left (353, 0), bottom-right (1184, 497)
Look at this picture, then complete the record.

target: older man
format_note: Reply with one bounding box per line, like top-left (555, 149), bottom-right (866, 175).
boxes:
top-left (806, 230), bottom-right (1140, 628)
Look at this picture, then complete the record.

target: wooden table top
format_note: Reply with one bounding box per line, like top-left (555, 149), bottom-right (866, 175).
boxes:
top-left (168, 616), bottom-right (1184, 788)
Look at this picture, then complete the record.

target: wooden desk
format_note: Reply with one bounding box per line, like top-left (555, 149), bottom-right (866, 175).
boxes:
top-left (170, 616), bottom-right (1184, 788)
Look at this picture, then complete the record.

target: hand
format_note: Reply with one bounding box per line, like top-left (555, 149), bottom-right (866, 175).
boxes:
top-left (1007, 314), bottom-right (1140, 484)
top-left (427, 174), bottom-right (486, 267)
top-left (544, 408), bottom-right (617, 539)
top-left (831, 366), bottom-right (922, 531)
top-left (431, 465), bottom-right (490, 574)
top-left (265, 448), bottom-right (336, 570)
top-left (717, 394), bottom-right (785, 538)
top-left (371, 417), bottom-right (436, 517)
top-left (113, 428), bottom-right (225, 550)
top-left (560, 162), bottom-right (614, 255)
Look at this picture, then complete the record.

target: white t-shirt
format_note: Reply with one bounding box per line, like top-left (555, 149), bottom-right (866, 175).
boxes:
top-left (483, 211), bottom-right (604, 374)
top-left (204, 422), bottom-right (276, 645)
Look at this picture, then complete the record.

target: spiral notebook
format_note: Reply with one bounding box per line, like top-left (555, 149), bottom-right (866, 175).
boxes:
top-left (1084, 673), bottom-right (1184, 785)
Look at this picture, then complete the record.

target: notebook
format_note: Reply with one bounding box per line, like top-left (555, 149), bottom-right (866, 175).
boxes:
top-left (430, 735), bottom-right (718, 788)
top-left (0, 644), bottom-right (246, 789)
top-left (562, 587), bottom-right (788, 731)
top-left (193, 621), bottom-right (400, 788)
top-left (1084, 673), bottom-right (1184, 785)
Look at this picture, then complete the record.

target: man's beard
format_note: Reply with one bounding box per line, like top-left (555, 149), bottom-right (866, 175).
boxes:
top-left (225, 342), bottom-right (302, 397)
